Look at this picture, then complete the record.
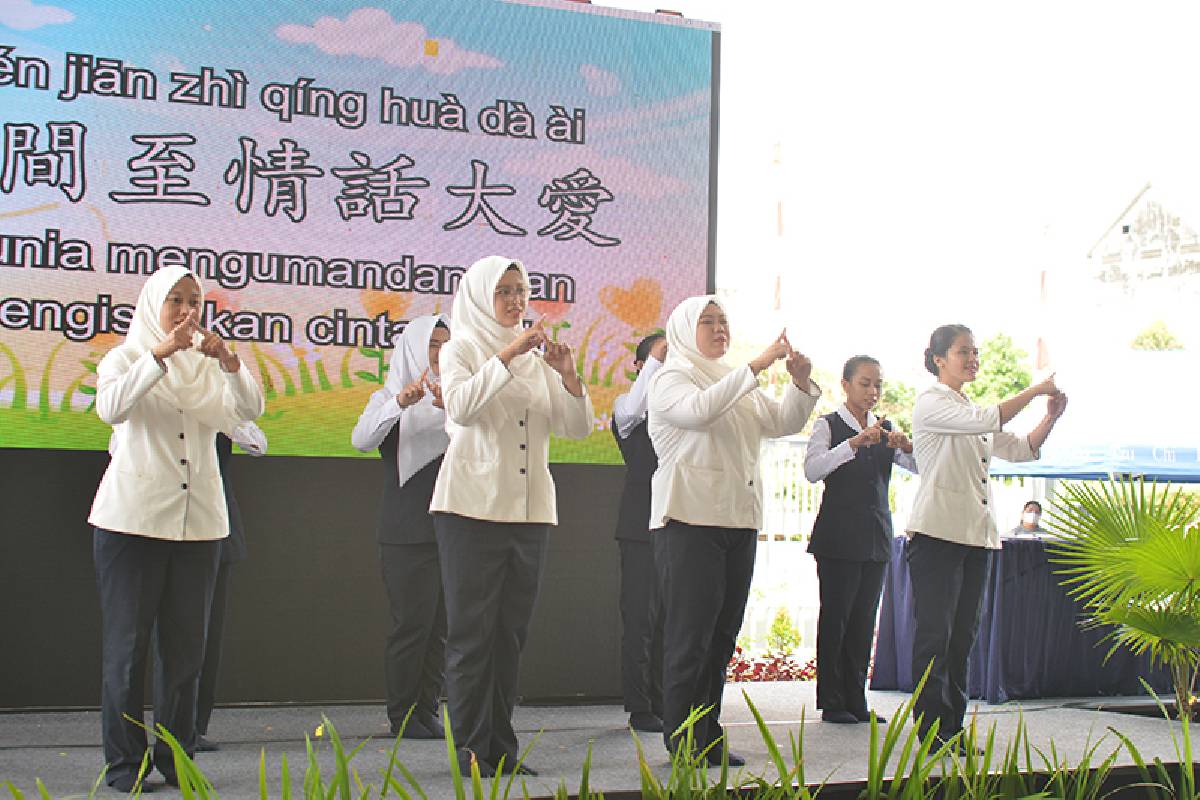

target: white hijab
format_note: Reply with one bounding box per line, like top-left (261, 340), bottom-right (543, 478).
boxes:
top-left (451, 255), bottom-right (551, 419)
top-left (387, 314), bottom-right (450, 487)
top-left (654, 295), bottom-right (761, 428)
top-left (123, 265), bottom-right (228, 417)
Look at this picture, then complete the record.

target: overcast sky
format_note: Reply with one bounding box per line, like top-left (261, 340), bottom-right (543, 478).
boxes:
top-left (598, 0), bottom-right (1200, 384)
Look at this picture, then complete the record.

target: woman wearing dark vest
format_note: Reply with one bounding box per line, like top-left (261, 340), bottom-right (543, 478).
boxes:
top-left (611, 332), bottom-right (667, 733)
top-left (352, 315), bottom-right (451, 739)
top-left (907, 324), bottom-right (1066, 745)
top-left (804, 356), bottom-right (916, 724)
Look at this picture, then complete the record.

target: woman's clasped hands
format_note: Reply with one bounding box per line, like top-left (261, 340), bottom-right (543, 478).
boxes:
top-left (498, 318), bottom-right (583, 396)
top-left (749, 329), bottom-right (813, 392)
top-left (153, 310), bottom-right (240, 372)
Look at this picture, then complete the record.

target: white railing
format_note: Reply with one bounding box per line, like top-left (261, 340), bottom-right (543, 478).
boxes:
top-left (742, 437), bottom-right (1048, 659)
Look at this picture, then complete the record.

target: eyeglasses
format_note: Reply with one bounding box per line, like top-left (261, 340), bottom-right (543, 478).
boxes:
top-left (494, 286), bottom-right (528, 299)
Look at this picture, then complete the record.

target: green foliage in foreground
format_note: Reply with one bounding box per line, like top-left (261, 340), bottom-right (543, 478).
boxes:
top-left (1047, 477), bottom-right (1200, 721)
top-left (2, 678), bottom-right (1196, 800)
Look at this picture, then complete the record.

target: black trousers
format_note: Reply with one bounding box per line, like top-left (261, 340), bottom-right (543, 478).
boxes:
top-left (434, 513), bottom-right (547, 770)
top-left (814, 556), bottom-right (887, 716)
top-left (905, 533), bottom-right (992, 739)
top-left (653, 521), bottom-right (756, 754)
top-left (154, 561), bottom-right (233, 738)
top-left (379, 542), bottom-right (446, 729)
top-left (94, 528), bottom-right (219, 783)
top-left (618, 539), bottom-right (663, 716)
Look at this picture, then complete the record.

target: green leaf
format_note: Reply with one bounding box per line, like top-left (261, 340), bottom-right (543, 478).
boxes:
top-left (355, 371), bottom-right (381, 383)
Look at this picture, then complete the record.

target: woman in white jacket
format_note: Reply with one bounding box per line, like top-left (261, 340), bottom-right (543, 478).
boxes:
top-left (648, 296), bottom-right (820, 764)
top-left (430, 256), bottom-right (593, 777)
top-left (352, 315), bottom-right (451, 740)
top-left (906, 323), bottom-right (1066, 746)
top-left (88, 265), bottom-right (263, 792)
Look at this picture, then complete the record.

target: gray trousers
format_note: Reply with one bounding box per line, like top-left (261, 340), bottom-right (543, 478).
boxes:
top-left (379, 542), bottom-right (446, 729)
top-left (905, 533), bottom-right (992, 739)
top-left (94, 528), bottom-right (219, 782)
top-left (434, 513), bottom-right (547, 770)
top-left (653, 521), bottom-right (756, 754)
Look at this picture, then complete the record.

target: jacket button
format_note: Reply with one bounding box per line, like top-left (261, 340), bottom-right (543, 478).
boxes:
top-left (519, 444), bottom-right (526, 450)
top-left (179, 433), bottom-right (185, 439)
top-left (181, 483), bottom-right (188, 490)
top-left (981, 499), bottom-right (987, 505)
top-left (180, 459), bottom-right (187, 466)
top-left (518, 420), bottom-right (525, 427)
top-left (519, 468), bottom-right (526, 475)
top-left (748, 480), bottom-right (754, 486)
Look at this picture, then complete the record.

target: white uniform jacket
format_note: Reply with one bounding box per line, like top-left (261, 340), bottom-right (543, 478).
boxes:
top-left (88, 348), bottom-right (265, 541)
top-left (906, 382), bottom-right (1037, 549)
top-left (648, 365), bottom-right (820, 531)
top-left (429, 338), bottom-right (593, 525)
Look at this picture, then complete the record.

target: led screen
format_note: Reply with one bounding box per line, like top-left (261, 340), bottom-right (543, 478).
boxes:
top-left (0, 0), bottom-right (717, 460)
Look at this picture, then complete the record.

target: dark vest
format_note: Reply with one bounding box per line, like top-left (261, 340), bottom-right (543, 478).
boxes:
top-left (612, 416), bottom-right (658, 542)
top-left (375, 425), bottom-right (442, 545)
top-left (807, 412), bottom-right (895, 562)
top-left (216, 433), bottom-right (247, 565)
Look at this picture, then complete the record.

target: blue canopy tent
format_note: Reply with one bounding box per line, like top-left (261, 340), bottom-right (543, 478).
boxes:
top-left (988, 351), bottom-right (1200, 482)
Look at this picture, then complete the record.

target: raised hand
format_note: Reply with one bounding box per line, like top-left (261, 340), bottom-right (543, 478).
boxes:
top-left (1034, 372), bottom-right (1058, 397)
top-left (749, 329), bottom-right (791, 374)
top-left (499, 319), bottom-right (547, 366)
top-left (885, 424), bottom-right (913, 453)
top-left (423, 371), bottom-right (444, 409)
top-left (196, 323), bottom-right (240, 372)
top-left (153, 310), bottom-right (199, 362)
top-left (542, 337), bottom-right (584, 397)
top-left (785, 345), bottom-right (812, 390)
top-left (396, 367), bottom-right (428, 409)
top-left (543, 339), bottom-right (575, 377)
top-left (1047, 391), bottom-right (1068, 419)
top-left (851, 419), bottom-right (884, 450)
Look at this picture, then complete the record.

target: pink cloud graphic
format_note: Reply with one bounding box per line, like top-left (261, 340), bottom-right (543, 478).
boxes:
top-left (0, 0), bottom-right (73, 30)
top-left (276, 7), bottom-right (503, 75)
top-left (502, 150), bottom-right (689, 202)
top-left (580, 63), bottom-right (621, 97)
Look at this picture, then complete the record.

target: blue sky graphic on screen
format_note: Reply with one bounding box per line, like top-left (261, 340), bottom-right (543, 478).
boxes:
top-left (0, 0), bottom-right (719, 459)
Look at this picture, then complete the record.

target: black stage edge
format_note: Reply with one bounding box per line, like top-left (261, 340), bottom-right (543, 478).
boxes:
top-left (0, 448), bottom-right (626, 709)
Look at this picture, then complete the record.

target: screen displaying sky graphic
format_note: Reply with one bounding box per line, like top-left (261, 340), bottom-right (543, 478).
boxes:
top-left (0, 0), bottom-right (718, 460)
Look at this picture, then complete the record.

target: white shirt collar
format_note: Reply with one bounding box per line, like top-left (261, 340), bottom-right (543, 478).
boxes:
top-left (835, 403), bottom-right (876, 433)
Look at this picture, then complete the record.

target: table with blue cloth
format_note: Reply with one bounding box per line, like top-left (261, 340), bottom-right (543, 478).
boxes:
top-left (870, 536), bottom-right (1172, 703)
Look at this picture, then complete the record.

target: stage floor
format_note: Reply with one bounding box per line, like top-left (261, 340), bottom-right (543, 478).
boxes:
top-left (0, 682), bottom-right (1189, 798)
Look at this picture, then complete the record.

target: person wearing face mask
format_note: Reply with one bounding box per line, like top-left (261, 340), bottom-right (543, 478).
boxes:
top-left (648, 297), bottom-right (821, 765)
top-left (88, 266), bottom-right (264, 792)
top-left (352, 315), bottom-right (452, 740)
top-left (907, 324), bottom-right (1067, 747)
top-left (611, 332), bottom-right (668, 734)
top-left (430, 257), bottom-right (593, 778)
top-left (1008, 500), bottom-right (1045, 537)
top-left (803, 355), bottom-right (917, 725)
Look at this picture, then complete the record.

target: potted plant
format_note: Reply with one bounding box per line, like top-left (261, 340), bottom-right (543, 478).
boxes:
top-left (1046, 476), bottom-right (1200, 720)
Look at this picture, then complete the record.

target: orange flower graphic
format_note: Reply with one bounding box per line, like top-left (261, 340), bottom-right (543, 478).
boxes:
top-left (529, 298), bottom-right (572, 323)
top-left (361, 289), bottom-right (412, 320)
top-left (599, 278), bottom-right (662, 331)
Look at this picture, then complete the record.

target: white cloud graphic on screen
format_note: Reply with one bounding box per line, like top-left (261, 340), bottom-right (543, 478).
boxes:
top-left (276, 7), bottom-right (503, 75)
top-left (0, 0), bottom-right (74, 30)
top-left (580, 63), bottom-right (621, 97)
